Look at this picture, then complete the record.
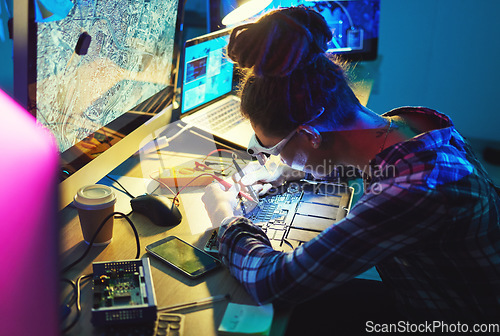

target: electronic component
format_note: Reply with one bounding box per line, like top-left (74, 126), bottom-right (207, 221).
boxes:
top-left (91, 259), bottom-right (157, 326)
top-left (155, 159), bottom-right (235, 188)
top-left (97, 313), bottom-right (184, 336)
top-left (205, 181), bottom-right (352, 253)
top-left (204, 185), bottom-right (301, 254)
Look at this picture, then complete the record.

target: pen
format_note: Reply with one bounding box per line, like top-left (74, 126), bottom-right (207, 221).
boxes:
top-left (158, 294), bottom-right (230, 312)
top-left (232, 156), bottom-right (259, 202)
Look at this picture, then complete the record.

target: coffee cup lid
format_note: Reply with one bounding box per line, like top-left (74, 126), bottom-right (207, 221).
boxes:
top-left (74, 184), bottom-right (116, 210)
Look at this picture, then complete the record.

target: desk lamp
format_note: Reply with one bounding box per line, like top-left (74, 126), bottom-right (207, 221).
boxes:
top-left (221, 0), bottom-right (273, 26)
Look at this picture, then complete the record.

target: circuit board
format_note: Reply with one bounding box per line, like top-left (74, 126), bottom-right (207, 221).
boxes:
top-left (92, 259), bottom-right (157, 326)
top-left (205, 180), bottom-right (353, 253)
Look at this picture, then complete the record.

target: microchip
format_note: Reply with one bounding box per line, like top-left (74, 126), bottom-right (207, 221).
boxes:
top-left (113, 292), bottom-right (132, 304)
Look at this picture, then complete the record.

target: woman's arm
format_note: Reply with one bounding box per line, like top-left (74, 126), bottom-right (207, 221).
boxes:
top-left (218, 181), bottom-right (446, 306)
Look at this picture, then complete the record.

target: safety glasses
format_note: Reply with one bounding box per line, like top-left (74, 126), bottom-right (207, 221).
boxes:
top-left (247, 128), bottom-right (297, 163)
top-left (246, 107), bottom-right (325, 164)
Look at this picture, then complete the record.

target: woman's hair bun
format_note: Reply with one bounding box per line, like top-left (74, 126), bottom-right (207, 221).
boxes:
top-left (228, 6), bottom-right (332, 77)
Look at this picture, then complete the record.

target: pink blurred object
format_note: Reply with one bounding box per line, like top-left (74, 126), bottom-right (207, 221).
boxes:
top-left (0, 90), bottom-right (60, 336)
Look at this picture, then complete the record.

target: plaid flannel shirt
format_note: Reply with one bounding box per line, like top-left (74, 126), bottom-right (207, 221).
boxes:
top-left (218, 107), bottom-right (500, 321)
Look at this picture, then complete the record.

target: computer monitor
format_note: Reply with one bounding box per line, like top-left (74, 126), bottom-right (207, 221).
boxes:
top-left (13, 0), bottom-right (185, 209)
top-left (0, 89), bottom-right (60, 335)
top-left (299, 0), bottom-right (380, 61)
top-left (213, 0), bottom-right (380, 62)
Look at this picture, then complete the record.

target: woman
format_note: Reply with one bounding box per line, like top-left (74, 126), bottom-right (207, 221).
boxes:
top-left (201, 6), bottom-right (500, 328)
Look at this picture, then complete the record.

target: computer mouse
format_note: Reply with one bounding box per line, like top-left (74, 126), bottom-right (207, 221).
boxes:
top-left (130, 194), bottom-right (182, 227)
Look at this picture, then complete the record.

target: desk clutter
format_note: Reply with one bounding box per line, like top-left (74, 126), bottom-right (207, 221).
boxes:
top-left (61, 144), bottom-right (257, 334)
top-left (84, 256), bottom-right (274, 336)
top-left (155, 314), bottom-right (185, 336)
top-left (96, 303), bottom-right (273, 336)
top-left (88, 259), bottom-right (185, 336)
top-left (156, 160), bottom-right (235, 188)
top-left (93, 313), bottom-right (184, 336)
top-left (91, 259), bottom-right (157, 326)
top-left (87, 257), bottom-right (268, 336)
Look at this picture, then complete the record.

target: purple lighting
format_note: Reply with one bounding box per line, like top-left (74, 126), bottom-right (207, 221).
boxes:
top-left (0, 90), bottom-right (60, 336)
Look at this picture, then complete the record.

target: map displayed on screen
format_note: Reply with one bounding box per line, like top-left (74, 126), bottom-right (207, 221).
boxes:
top-left (34, 0), bottom-right (179, 152)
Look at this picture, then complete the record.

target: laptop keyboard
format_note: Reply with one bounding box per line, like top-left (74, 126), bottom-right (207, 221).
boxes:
top-left (191, 99), bottom-right (242, 133)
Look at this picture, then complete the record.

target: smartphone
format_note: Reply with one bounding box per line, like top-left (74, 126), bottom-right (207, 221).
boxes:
top-left (146, 236), bottom-right (221, 278)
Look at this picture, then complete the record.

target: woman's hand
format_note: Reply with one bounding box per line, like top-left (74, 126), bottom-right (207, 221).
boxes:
top-left (233, 157), bottom-right (305, 195)
top-left (201, 182), bottom-right (241, 227)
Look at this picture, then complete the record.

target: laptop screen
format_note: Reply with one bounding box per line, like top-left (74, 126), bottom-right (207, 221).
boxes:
top-left (181, 30), bottom-right (233, 114)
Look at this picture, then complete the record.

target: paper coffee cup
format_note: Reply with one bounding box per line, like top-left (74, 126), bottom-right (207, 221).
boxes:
top-left (74, 184), bottom-right (116, 246)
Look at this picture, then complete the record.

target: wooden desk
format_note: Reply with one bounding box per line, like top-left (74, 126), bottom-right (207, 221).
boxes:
top-left (59, 129), bottom-right (289, 336)
top-left (59, 68), bottom-right (374, 334)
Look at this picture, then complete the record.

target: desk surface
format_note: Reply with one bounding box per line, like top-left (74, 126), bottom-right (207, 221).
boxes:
top-left (59, 69), bottom-right (374, 335)
top-left (59, 131), bottom-right (290, 336)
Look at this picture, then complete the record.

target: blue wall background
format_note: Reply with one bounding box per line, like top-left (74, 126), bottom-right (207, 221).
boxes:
top-left (366, 0), bottom-right (500, 142)
top-left (1, 0), bottom-right (499, 141)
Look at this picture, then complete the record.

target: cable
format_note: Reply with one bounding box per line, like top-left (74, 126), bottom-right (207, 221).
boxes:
top-left (149, 171), bottom-right (178, 199)
top-left (60, 277), bottom-right (77, 309)
top-left (202, 148), bottom-right (236, 161)
top-left (201, 148), bottom-right (247, 164)
top-left (172, 173), bottom-right (214, 204)
top-left (149, 124), bottom-right (195, 194)
top-left (333, 1), bottom-right (355, 29)
top-left (167, 123), bottom-right (193, 144)
top-left (282, 239), bottom-right (294, 250)
top-left (148, 147), bottom-right (243, 200)
top-left (105, 174), bottom-right (136, 198)
top-left (147, 147), bottom-right (250, 208)
top-left (60, 211), bottom-right (140, 331)
top-left (61, 273), bottom-right (93, 334)
top-left (172, 172), bottom-right (229, 205)
top-left (149, 167), bottom-right (230, 205)
top-left (61, 212), bottom-right (140, 274)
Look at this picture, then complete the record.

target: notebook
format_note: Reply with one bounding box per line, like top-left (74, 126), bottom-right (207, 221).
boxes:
top-left (178, 28), bottom-right (254, 148)
top-left (205, 180), bottom-right (354, 253)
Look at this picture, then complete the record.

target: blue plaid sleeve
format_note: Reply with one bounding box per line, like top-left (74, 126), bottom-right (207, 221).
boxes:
top-left (219, 181), bottom-right (447, 305)
top-left (218, 108), bottom-right (500, 320)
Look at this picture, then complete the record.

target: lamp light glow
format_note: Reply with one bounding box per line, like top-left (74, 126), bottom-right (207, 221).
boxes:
top-left (222, 0), bottom-right (273, 26)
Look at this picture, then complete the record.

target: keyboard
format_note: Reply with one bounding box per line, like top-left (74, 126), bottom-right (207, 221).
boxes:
top-left (204, 181), bottom-right (353, 254)
top-left (191, 98), bottom-right (242, 133)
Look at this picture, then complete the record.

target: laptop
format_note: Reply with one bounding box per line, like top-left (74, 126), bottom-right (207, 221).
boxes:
top-left (178, 28), bottom-right (254, 148)
top-left (205, 180), bottom-right (354, 253)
